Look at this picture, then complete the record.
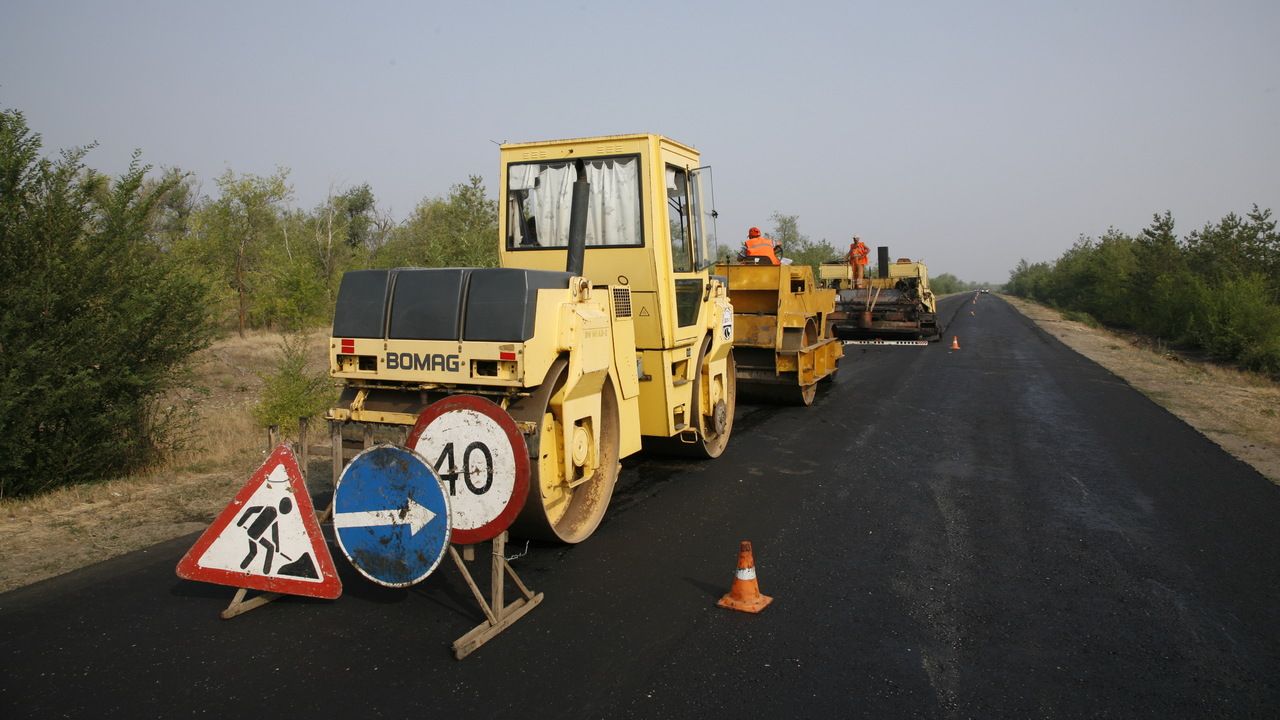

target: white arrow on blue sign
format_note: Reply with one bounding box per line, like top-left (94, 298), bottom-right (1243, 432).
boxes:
top-left (333, 444), bottom-right (452, 587)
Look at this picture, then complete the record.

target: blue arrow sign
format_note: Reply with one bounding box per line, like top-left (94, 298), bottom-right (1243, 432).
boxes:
top-left (333, 445), bottom-right (452, 587)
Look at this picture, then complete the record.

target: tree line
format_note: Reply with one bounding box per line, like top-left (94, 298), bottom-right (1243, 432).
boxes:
top-left (162, 167), bottom-right (498, 336)
top-left (1006, 208), bottom-right (1280, 376)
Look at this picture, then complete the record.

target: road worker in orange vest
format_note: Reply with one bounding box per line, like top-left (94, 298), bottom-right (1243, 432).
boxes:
top-left (742, 226), bottom-right (780, 265)
top-left (849, 235), bottom-right (870, 286)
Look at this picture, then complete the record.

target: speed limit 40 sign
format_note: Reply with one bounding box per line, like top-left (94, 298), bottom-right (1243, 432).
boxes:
top-left (407, 395), bottom-right (530, 545)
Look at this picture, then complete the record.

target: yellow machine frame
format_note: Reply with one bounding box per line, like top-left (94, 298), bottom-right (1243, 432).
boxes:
top-left (820, 258), bottom-right (937, 314)
top-left (497, 134), bottom-right (735, 453)
top-left (715, 263), bottom-right (843, 405)
top-left (328, 134), bottom-right (735, 544)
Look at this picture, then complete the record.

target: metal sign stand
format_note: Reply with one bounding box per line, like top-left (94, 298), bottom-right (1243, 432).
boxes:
top-left (448, 531), bottom-right (544, 660)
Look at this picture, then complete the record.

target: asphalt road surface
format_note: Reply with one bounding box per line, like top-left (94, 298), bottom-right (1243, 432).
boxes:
top-left (3, 294), bottom-right (1278, 718)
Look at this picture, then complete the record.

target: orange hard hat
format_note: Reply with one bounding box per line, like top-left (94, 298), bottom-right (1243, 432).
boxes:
top-left (748, 227), bottom-right (761, 238)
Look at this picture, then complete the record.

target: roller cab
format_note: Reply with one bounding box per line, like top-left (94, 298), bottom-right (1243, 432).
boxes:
top-left (498, 134), bottom-right (736, 458)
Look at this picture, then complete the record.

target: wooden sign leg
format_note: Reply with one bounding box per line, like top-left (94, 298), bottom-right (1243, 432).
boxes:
top-left (220, 587), bottom-right (284, 619)
top-left (315, 420), bottom-right (344, 525)
top-left (450, 532), bottom-right (544, 660)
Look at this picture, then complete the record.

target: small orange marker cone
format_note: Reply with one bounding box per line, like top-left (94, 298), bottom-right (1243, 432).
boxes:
top-left (717, 541), bottom-right (772, 614)
top-left (950, 335), bottom-right (961, 351)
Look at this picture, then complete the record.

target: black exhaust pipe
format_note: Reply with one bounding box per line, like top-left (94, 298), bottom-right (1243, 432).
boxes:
top-left (566, 159), bottom-right (589, 276)
top-left (877, 246), bottom-right (890, 279)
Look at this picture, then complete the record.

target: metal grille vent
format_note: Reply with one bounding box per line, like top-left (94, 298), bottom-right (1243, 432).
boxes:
top-left (612, 287), bottom-right (632, 318)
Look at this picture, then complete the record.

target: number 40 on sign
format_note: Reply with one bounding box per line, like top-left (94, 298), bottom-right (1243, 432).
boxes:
top-left (407, 394), bottom-right (531, 545)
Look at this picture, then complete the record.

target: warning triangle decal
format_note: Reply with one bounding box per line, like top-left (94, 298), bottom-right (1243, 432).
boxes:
top-left (176, 444), bottom-right (341, 600)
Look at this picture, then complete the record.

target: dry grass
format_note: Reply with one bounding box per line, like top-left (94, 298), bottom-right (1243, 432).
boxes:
top-left (0, 329), bottom-right (332, 593)
top-left (1002, 295), bottom-right (1280, 484)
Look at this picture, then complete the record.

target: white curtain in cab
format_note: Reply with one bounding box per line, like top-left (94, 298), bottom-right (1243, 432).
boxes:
top-left (582, 157), bottom-right (639, 246)
top-left (509, 158), bottom-right (639, 247)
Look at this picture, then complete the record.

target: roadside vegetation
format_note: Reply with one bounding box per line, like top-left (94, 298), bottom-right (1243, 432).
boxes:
top-left (0, 110), bottom-right (213, 498)
top-left (930, 274), bottom-right (990, 295)
top-left (0, 107), bottom-right (498, 499)
top-left (1006, 209), bottom-right (1280, 377)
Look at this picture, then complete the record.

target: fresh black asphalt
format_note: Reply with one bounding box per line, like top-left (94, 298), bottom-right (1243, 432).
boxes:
top-left (2, 294), bottom-right (1278, 718)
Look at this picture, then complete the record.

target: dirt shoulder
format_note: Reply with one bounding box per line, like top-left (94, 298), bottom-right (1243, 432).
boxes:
top-left (1001, 294), bottom-right (1280, 484)
top-left (2, 306), bottom-right (1278, 595)
top-left (0, 330), bottom-right (332, 594)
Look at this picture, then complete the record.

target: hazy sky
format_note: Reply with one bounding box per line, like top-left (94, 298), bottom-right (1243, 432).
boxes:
top-left (3, 0), bottom-right (1277, 282)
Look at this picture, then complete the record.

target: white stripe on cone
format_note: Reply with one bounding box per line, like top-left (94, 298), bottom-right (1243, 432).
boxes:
top-left (735, 566), bottom-right (757, 581)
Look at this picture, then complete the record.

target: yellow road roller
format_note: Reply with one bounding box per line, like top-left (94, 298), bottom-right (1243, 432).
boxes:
top-left (327, 134), bottom-right (736, 544)
top-left (714, 262), bottom-right (843, 405)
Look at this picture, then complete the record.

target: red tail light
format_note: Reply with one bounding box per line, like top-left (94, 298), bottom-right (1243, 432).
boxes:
top-left (340, 339), bottom-right (355, 353)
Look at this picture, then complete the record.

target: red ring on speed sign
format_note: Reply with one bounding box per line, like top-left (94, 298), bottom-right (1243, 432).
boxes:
top-left (406, 395), bottom-right (530, 545)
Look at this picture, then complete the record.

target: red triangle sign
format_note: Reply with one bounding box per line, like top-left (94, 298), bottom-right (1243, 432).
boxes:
top-left (176, 444), bottom-right (341, 599)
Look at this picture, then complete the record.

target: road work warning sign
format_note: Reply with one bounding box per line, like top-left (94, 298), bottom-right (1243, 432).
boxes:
top-left (176, 444), bottom-right (341, 599)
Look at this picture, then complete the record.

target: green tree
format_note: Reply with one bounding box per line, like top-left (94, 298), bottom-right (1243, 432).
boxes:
top-left (142, 167), bottom-right (199, 251)
top-left (1130, 212), bottom-right (1190, 337)
top-left (250, 208), bottom-right (332, 331)
top-left (337, 183), bottom-right (385, 250)
top-left (309, 185), bottom-right (389, 300)
top-left (0, 109), bottom-right (214, 497)
top-left (1242, 205), bottom-right (1280, 301)
top-left (931, 273), bottom-right (966, 294)
top-left (1007, 258), bottom-right (1052, 300)
top-left (766, 212), bottom-right (838, 275)
top-left (379, 175), bottom-right (499, 268)
top-left (188, 169), bottom-right (292, 336)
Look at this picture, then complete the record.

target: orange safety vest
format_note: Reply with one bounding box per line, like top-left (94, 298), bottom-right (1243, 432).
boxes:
top-left (744, 236), bottom-right (780, 265)
top-left (849, 242), bottom-right (869, 266)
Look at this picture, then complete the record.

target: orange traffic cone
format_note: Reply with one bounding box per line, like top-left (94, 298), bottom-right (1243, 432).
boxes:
top-left (950, 335), bottom-right (961, 351)
top-left (717, 541), bottom-right (773, 614)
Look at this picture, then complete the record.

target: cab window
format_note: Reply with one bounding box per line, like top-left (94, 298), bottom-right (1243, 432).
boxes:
top-left (666, 165), bottom-right (693, 272)
top-left (689, 166), bottom-right (718, 270)
top-left (506, 156), bottom-right (643, 249)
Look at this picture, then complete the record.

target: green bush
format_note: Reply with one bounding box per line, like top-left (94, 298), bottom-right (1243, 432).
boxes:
top-left (1007, 210), bottom-right (1280, 379)
top-left (1241, 329), bottom-right (1280, 376)
top-left (1191, 274), bottom-right (1280, 371)
top-left (1063, 310), bottom-right (1101, 328)
top-left (252, 334), bottom-right (336, 431)
top-left (0, 109), bottom-right (214, 498)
